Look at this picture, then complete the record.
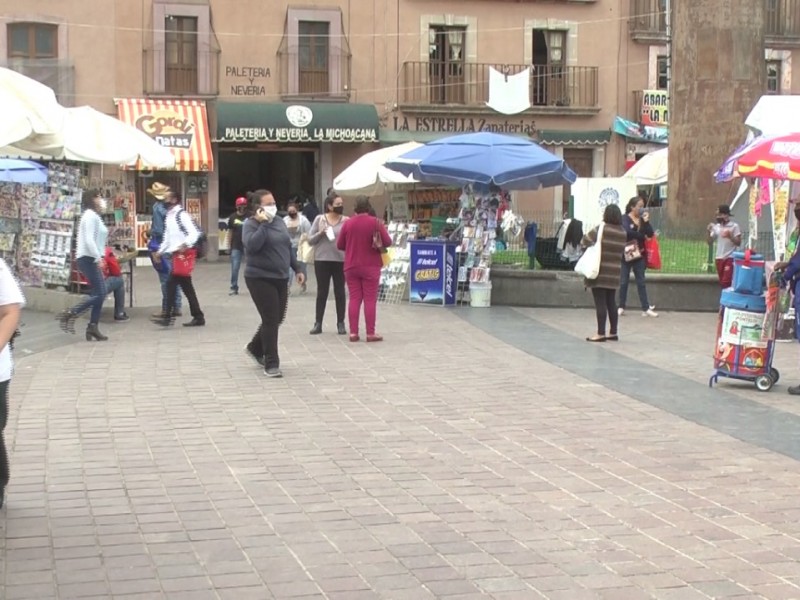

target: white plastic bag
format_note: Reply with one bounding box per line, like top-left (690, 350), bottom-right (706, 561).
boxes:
top-left (574, 223), bottom-right (604, 280)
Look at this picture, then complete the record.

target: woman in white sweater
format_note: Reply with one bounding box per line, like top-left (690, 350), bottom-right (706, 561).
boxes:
top-left (57, 189), bottom-right (110, 341)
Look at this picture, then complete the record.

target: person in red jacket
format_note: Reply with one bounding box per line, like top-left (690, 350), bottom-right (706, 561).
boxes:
top-left (101, 247), bottom-right (129, 321)
top-left (336, 196), bottom-right (392, 342)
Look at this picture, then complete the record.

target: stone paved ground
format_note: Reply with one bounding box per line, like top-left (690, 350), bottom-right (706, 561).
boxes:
top-left (3, 262), bottom-right (800, 599)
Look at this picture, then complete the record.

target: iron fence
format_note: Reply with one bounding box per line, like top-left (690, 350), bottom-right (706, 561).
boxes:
top-left (495, 208), bottom-right (774, 274)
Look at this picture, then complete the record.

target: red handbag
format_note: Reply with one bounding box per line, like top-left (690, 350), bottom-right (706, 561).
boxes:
top-left (172, 248), bottom-right (197, 277)
top-left (645, 235), bottom-right (662, 270)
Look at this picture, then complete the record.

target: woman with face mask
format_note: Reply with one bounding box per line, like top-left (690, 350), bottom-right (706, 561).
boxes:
top-left (57, 188), bottom-right (110, 341)
top-left (307, 193), bottom-right (348, 335)
top-left (618, 196), bottom-right (658, 318)
top-left (283, 202), bottom-right (311, 295)
top-left (242, 190), bottom-right (305, 378)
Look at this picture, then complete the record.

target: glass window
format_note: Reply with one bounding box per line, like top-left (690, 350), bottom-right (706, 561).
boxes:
top-left (766, 60), bottom-right (781, 94)
top-left (7, 23), bottom-right (57, 58)
top-left (657, 55), bottom-right (669, 90)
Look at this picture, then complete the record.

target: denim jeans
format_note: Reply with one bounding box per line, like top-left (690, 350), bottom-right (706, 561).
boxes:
top-left (158, 253), bottom-right (182, 312)
top-left (288, 246), bottom-right (307, 288)
top-left (105, 275), bottom-right (126, 316)
top-left (72, 256), bottom-right (106, 324)
top-left (230, 249), bottom-right (243, 292)
top-left (619, 258), bottom-right (651, 311)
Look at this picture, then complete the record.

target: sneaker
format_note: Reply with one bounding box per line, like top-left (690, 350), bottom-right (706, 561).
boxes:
top-left (788, 385), bottom-right (800, 396)
top-left (114, 313), bottom-right (130, 322)
top-left (642, 307), bottom-right (659, 318)
top-left (264, 367), bottom-right (283, 378)
top-left (618, 307), bottom-right (625, 316)
top-left (243, 345), bottom-right (265, 367)
top-left (229, 289), bottom-right (239, 296)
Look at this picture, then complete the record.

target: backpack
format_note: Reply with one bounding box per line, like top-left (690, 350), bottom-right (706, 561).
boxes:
top-left (177, 209), bottom-right (208, 259)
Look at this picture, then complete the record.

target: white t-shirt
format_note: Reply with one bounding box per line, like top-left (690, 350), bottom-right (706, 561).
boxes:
top-left (0, 259), bottom-right (25, 382)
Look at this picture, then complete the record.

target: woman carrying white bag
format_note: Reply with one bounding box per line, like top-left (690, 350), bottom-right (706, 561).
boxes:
top-left (575, 204), bottom-right (627, 343)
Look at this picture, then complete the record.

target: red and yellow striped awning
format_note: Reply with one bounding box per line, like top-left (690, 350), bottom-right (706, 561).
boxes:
top-left (115, 98), bottom-right (213, 172)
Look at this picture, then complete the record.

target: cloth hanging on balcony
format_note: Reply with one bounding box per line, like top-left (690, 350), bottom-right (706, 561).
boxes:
top-left (486, 67), bottom-right (531, 115)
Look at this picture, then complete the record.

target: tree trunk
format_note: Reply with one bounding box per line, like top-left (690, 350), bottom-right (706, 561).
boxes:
top-left (668, 0), bottom-right (765, 229)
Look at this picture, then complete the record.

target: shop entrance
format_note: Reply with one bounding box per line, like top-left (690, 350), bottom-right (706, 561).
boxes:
top-left (218, 148), bottom-right (317, 217)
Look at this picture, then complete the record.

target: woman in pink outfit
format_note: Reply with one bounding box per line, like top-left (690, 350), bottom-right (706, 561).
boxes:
top-left (337, 196), bottom-right (392, 342)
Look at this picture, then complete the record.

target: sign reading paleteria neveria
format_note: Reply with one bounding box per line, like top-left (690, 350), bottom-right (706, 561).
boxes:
top-left (135, 107), bottom-right (196, 149)
top-left (220, 105), bottom-right (378, 143)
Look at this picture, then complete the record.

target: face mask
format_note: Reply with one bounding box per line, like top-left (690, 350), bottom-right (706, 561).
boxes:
top-left (637, 207), bottom-right (645, 216)
top-left (97, 198), bottom-right (108, 212)
top-left (716, 217), bottom-right (726, 224)
top-left (333, 206), bottom-right (344, 215)
top-left (263, 205), bottom-right (278, 218)
top-left (288, 211), bottom-right (297, 218)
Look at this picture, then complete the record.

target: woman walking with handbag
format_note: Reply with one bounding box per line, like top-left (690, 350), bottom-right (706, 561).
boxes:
top-left (308, 193), bottom-right (348, 335)
top-left (57, 189), bottom-right (110, 341)
top-left (242, 190), bottom-right (305, 378)
top-left (337, 196), bottom-right (392, 342)
top-left (151, 190), bottom-right (205, 327)
top-left (619, 196), bottom-right (658, 317)
top-left (579, 204), bottom-right (627, 342)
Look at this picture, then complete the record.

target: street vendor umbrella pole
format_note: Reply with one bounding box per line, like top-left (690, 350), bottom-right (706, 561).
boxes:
top-left (384, 131), bottom-right (576, 190)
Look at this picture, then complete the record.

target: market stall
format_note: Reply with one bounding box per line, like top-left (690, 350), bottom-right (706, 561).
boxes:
top-left (385, 132), bottom-right (575, 308)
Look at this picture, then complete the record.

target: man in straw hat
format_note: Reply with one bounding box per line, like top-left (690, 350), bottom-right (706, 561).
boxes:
top-left (147, 182), bottom-right (182, 318)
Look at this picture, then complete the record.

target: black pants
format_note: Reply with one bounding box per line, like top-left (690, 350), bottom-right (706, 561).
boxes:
top-left (166, 275), bottom-right (204, 319)
top-left (591, 287), bottom-right (618, 336)
top-left (1, 380), bottom-right (9, 491)
top-left (245, 277), bottom-right (288, 369)
top-left (314, 260), bottom-right (346, 324)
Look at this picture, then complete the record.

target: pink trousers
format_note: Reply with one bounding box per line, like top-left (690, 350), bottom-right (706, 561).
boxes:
top-left (345, 266), bottom-right (380, 335)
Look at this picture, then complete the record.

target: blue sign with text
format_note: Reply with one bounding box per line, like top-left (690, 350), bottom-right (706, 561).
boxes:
top-left (410, 240), bottom-right (457, 306)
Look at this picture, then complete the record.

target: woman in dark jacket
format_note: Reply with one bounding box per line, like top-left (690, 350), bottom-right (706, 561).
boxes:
top-left (619, 196), bottom-right (658, 318)
top-left (242, 190), bottom-right (305, 379)
top-left (581, 204), bottom-right (628, 342)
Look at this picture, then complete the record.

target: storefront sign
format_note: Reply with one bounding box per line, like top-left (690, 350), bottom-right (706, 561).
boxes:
top-left (136, 109), bottom-right (195, 149)
top-left (409, 240), bottom-right (456, 306)
top-left (225, 65), bottom-right (271, 97)
top-left (613, 116), bottom-right (668, 145)
top-left (393, 116), bottom-right (536, 136)
top-left (221, 127), bottom-right (378, 143)
top-left (640, 90), bottom-right (669, 127)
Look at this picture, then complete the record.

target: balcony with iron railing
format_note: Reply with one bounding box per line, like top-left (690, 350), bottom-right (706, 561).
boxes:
top-left (277, 39), bottom-right (352, 101)
top-left (630, 0), bottom-right (800, 45)
top-left (143, 48), bottom-right (220, 97)
top-left (399, 62), bottom-right (599, 114)
top-left (2, 58), bottom-right (75, 106)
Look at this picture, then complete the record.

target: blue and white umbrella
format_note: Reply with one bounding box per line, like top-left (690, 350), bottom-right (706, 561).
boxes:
top-left (384, 132), bottom-right (577, 190)
top-left (0, 158), bottom-right (47, 183)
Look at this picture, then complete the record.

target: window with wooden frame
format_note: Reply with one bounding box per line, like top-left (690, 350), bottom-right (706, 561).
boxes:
top-left (532, 29), bottom-right (567, 106)
top-left (656, 55), bottom-right (669, 90)
top-left (428, 26), bottom-right (466, 104)
top-left (766, 59), bottom-right (781, 94)
top-left (165, 15), bottom-right (198, 94)
top-left (298, 21), bottom-right (330, 95)
top-left (7, 22), bottom-right (58, 58)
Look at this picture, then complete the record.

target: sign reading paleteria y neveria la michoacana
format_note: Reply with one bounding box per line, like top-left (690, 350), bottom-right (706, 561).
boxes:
top-left (220, 105), bottom-right (378, 143)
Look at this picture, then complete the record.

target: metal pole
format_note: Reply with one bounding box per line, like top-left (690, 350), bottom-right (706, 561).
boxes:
top-left (665, 0), bottom-right (672, 105)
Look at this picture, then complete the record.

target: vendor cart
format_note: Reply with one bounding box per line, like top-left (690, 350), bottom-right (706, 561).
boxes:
top-left (709, 271), bottom-right (783, 392)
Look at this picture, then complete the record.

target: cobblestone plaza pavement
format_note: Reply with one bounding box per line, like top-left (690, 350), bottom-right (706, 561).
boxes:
top-left (4, 262), bottom-right (800, 599)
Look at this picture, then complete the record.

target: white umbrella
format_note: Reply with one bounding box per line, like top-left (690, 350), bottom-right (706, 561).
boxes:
top-left (624, 147), bottom-right (668, 185)
top-left (0, 66), bottom-right (66, 148)
top-left (333, 141), bottom-right (421, 196)
top-left (14, 106), bottom-right (175, 168)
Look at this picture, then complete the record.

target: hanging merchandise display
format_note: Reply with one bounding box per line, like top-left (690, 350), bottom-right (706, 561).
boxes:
top-left (379, 222), bottom-right (416, 305)
top-left (407, 188), bottom-right (461, 237)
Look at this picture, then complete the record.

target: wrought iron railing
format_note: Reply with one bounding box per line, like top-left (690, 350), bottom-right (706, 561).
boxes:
top-left (400, 62), bottom-right (599, 109)
top-left (277, 40), bottom-right (352, 100)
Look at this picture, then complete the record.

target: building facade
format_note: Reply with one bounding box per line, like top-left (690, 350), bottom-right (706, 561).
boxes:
top-left (1, 0), bottom-right (799, 255)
